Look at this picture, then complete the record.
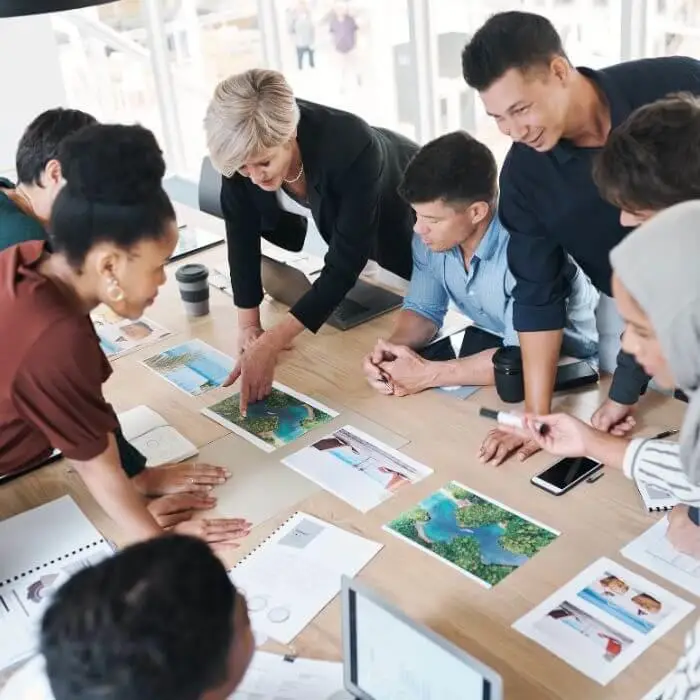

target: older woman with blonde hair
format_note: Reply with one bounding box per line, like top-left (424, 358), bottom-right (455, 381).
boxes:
top-left (204, 69), bottom-right (418, 413)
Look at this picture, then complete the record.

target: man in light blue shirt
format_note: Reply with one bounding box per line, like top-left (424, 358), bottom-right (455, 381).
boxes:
top-left (363, 131), bottom-right (598, 402)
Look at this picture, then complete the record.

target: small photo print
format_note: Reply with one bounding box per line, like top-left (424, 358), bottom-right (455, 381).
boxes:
top-left (283, 426), bottom-right (431, 512)
top-left (91, 306), bottom-right (171, 359)
top-left (201, 382), bottom-right (338, 452)
top-left (578, 570), bottom-right (672, 635)
top-left (534, 600), bottom-right (634, 664)
top-left (142, 339), bottom-right (234, 397)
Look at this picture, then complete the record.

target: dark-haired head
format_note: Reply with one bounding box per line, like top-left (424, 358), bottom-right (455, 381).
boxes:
top-left (41, 535), bottom-right (254, 700)
top-left (398, 132), bottom-right (497, 252)
top-left (15, 108), bottom-right (97, 220)
top-left (594, 93), bottom-right (700, 228)
top-left (462, 12), bottom-right (575, 152)
top-left (49, 123), bottom-right (177, 320)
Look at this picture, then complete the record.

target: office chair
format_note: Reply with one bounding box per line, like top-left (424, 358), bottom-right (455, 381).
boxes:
top-left (198, 156), bottom-right (224, 219)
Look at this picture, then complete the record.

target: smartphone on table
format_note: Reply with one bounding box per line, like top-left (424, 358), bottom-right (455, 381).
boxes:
top-left (531, 456), bottom-right (602, 496)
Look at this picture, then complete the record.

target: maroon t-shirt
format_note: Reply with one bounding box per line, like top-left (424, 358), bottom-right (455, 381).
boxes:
top-left (0, 241), bottom-right (119, 477)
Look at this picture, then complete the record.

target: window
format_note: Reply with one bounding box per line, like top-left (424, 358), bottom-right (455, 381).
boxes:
top-left (51, 3), bottom-right (164, 146)
top-left (275, 0), bottom-right (418, 141)
top-left (430, 0), bottom-right (623, 164)
top-left (646, 0), bottom-right (700, 58)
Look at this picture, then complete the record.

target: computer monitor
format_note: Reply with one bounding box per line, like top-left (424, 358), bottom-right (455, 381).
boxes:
top-left (341, 576), bottom-right (503, 700)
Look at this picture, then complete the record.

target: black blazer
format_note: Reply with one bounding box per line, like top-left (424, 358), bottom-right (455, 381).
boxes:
top-left (220, 99), bottom-right (418, 332)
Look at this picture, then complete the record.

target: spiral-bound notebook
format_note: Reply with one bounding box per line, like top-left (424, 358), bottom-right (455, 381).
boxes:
top-left (0, 496), bottom-right (114, 671)
top-left (228, 511), bottom-right (382, 644)
top-left (636, 479), bottom-right (678, 512)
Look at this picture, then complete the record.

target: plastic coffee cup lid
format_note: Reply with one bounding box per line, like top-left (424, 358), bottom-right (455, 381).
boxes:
top-left (493, 345), bottom-right (522, 371)
top-left (175, 263), bottom-right (209, 284)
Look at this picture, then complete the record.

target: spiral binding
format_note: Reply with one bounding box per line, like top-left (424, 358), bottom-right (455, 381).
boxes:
top-left (0, 539), bottom-right (106, 587)
top-left (229, 512), bottom-right (299, 571)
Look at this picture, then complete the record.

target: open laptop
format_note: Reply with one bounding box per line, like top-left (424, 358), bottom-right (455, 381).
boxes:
top-left (260, 255), bottom-right (403, 331)
top-left (330, 576), bottom-right (503, 700)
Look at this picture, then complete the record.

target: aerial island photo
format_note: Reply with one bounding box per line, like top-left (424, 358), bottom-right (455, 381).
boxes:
top-left (385, 481), bottom-right (559, 587)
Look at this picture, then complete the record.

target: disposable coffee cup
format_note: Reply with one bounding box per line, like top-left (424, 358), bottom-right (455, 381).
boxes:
top-left (492, 345), bottom-right (525, 403)
top-left (175, 263), bottom-right (210, 317)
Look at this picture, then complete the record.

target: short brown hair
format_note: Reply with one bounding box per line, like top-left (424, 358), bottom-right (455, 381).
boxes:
top-left (594, 93), bottom-right (700, 213)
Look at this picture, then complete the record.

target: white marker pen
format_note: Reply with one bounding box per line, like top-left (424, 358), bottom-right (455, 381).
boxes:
top-left (479, 407), bottom-right (548, 436)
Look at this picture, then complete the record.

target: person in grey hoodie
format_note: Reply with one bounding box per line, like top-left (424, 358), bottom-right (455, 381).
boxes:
top-left (499, 200), bottom-right (700, 697)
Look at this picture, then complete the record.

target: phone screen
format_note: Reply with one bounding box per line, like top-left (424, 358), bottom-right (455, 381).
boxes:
top-left (535, 457), bottom-right (601, 491)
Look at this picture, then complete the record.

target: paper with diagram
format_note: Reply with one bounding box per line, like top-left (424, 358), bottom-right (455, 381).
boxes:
top-left (0, 497), bottom-right (113, 671)
top-left (231, 651), bottom-right (343, 700)
top-left (228, 512), bottom-right (381, 644)
top-left (622, 517), bottom-right (700, 598)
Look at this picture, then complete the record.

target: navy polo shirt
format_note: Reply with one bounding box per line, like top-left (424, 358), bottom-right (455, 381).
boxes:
top-left (500, 56), bottom-right (700, 334)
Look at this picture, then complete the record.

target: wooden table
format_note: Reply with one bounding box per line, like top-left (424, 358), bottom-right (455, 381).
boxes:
top-left (0, 204), bottom-right (691, 699)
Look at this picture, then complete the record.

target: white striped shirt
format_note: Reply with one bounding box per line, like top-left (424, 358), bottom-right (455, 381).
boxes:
top-left (624, 439), bottom-right (700, 505)
top-left (623, 438), bottom-right (700, 699)
top-left (661, 621), bottom-right (700, 699)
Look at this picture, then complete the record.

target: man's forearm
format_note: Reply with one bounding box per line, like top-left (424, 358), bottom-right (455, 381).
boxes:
top-left (388, 310), bottom-right (439, 349)
top-left (237, 306), bottom-right (262, 329)
top-left (431, 348), bottom-right (498, 387)
top-left (73, 436), bottom-right (162, 543)
top-left (519, 330), bottom-right (563, 413)
top-left (264, 312), bottom-right (305, 351)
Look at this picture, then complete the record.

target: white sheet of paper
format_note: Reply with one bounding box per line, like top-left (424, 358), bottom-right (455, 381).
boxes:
top-left (513, 557), bottom-right (694, 686)
top-left (640, 671), bottom-right (673, 700)
top-left (622, 517), bottom-right (700, 598)
top-left (229, 512), bottom-right (381, 644)
top-left (426, 309), bottom-right (474, 345)
top-left (282, 425), bottom-right (432, 512)
top-left (0, 498), bottom-right (113, 672)
top-left (231, 651), bottom-right (342, 699)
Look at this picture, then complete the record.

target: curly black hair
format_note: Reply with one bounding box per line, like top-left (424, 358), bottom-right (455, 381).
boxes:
top-left (49, 123), bottom-right (175, 269)
top-left (41, 535), bottom-right (236, 700)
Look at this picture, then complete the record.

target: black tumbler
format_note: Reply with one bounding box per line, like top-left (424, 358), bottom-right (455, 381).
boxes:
top-left (175, 263), bottom-right (210, 317)
top-left (493, 346), bottom-right (525, 403)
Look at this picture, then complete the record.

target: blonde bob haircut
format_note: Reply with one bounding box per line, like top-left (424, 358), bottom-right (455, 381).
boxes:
top-left (204, 68), bottom-right (300, 178)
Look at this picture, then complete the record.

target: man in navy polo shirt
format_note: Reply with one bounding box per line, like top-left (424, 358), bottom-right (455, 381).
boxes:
top-left (461, 11), bottom-right (700, 465)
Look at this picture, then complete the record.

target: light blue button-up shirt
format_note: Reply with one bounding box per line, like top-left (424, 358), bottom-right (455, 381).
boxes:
top-left (403, 215), bottom-right (599, 359)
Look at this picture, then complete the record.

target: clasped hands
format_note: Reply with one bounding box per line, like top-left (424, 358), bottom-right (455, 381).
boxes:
top-left (363, 339), bottom-right (438, 397)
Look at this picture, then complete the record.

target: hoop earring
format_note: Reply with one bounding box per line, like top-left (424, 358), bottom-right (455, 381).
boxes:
top-left (107, 277), bottom-right (125, 303)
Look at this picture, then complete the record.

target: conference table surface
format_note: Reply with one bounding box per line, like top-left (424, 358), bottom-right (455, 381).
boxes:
top-left (0, 204), bottom-right (691, 699)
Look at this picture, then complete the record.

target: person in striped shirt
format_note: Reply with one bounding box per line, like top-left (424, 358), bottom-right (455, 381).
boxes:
top-left (503, 202), bottom-right (700, 699)
top-left (361, 132), bottom-right (599, 440)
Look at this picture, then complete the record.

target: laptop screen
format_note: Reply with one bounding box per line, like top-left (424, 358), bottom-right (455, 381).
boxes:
top-left (345, 581), bottom-right (500, 700)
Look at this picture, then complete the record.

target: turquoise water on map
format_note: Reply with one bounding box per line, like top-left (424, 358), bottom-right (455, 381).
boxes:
top-left (246, 402), bottom-right (312, 442)
top-left (421, 491), bottom-right (528, 567)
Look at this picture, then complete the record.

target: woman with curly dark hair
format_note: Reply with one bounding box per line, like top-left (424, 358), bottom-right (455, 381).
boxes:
top-left (0, 123), bottom-right (250, 547)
